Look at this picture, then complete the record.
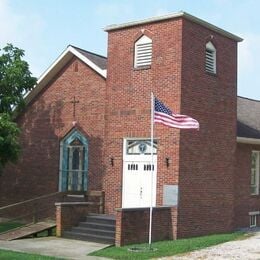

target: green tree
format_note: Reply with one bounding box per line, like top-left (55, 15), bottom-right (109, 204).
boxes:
top-left (0, 113), bottom-right (20, 172)
top-left (0, 44), bottom-right (37, 172)
top-left (0, 44), bottom-right (36, 113)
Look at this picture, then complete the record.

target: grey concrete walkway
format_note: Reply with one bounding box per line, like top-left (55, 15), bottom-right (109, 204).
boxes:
top-left (0, 237), bottom-right (109, 259)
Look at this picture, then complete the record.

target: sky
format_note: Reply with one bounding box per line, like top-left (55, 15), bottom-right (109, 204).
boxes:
top-left (0, 0), bottom-right (259, 99)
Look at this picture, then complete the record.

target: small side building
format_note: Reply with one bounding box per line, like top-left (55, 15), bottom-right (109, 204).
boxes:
top-left (236, 96), bottom-right (260, 229)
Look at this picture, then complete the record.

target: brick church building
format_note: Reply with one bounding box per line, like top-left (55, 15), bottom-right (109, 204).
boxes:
top-left (1, 11), bottom-right (260, 245)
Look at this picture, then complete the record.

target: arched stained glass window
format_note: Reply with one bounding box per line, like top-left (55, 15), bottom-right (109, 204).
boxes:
top-left (59, 129), bottom-right (88, 192)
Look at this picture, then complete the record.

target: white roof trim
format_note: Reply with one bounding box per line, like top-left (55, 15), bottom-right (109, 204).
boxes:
top-left (37, 47), bottom-right (69, 85)
top-left (68, 46), bottom-right (107, 78)
top-left (104, 11), bottom-right (243, 42)
top-left (237, 137), bottom-right (260, 145)
top-left (23, 46), bottom-right (106, 106)
top-left (37, 46), bottom-right (106, 84)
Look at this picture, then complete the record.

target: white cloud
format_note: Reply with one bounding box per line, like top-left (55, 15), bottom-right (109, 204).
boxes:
top-left (95, 2), bottom-right (134, 20)
top-left (238, 32), bottom-right (260, 98)
top-left (213, 0), bottom-right (230, 5)
top-left (238, 33), bottom-right (260, 72)
top-left (0, 0), bottom-right (21, 44)
top-left (154, 8), bottom-right (171, 16)
top-left (0, 0), bottom-right (46, 76)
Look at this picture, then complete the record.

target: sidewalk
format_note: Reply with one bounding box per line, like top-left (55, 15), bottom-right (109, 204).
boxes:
top-left (0, 237), bottom-right (109, 259)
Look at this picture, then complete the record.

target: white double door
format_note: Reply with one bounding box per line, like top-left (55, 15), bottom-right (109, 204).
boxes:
top-left (122, 157), bottom-right (157, 208)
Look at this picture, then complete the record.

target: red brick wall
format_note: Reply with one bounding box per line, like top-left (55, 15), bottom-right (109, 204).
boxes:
top-left (0, 14), bottom-right (242, 242)
top-left (0, 57), bottom-right (106, 206)
top-left (105, 16), bottom-right (238, 239)
top-left (177, 19), bottom-right (237, 237)
top-left (234, 143), bottom-right (260, 228)
top-left (115, 207), bottom-right (177, 246)
top-left (104, 18), bottom-right (183, 214)
top-left (56, 202), bottom-right (100, 236)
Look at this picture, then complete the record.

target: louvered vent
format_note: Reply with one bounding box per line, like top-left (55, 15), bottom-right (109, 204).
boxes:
top-left (205, 42), bottom-right (216, 74)
top-left (134, 35), bottom-right (152, 68)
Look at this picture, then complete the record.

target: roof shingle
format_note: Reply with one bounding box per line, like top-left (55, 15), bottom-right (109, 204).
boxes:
top-left (237, 96), bottom-right (260, 139)
top-left (70, 45), bottom-right (107, 70)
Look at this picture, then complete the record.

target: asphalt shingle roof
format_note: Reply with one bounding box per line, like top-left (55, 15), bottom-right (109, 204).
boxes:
top-left (237, 96), bottom-right (260, 139)
top-left (71, 45), bottom-right (107, 70)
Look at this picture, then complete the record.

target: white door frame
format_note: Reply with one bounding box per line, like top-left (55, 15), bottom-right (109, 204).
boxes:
top-left (122, 138), bottom-right (157, 208)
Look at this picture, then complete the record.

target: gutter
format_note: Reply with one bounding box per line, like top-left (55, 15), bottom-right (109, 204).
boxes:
top-left (237, 137), bottom-right (260, 145)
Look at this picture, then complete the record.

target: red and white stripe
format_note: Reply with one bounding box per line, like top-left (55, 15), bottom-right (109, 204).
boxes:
top-left (154, 111), bottom-right (199, 129)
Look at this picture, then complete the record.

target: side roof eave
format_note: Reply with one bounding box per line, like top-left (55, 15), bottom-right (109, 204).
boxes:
top-left (237, 137), bottom-right (260, 145)
top-left (104, 11), bottom-right (243, 42)
top-left (24, 46), bottom-right (107, 106)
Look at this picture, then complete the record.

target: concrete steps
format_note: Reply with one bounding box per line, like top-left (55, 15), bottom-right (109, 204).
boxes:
top-left (63, 214), bottom-right (115, 244)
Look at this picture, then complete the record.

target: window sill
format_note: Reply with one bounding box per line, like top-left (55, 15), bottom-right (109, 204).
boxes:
top-left (250, 194), bottom-right (260, 197)
top-left (206, 71), bottom-right (217, 77)
top-left (250, 225), bottom-right (258, 229)
top-left (134, 65), bottom-right (151, 71)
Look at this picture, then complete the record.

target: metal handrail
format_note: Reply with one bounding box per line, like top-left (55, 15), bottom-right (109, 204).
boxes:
top-left (2, 204), bottom-right (55, 224)
top-left (0, 192), bottom-right (62, 211)
top-left (0, 192), bottom-right (62, 233)
top-left (0, 190), bottom-right (105, 229)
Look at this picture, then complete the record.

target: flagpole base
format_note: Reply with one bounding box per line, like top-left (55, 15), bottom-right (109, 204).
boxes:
top-left (128, 246), bottom-right (157, 252)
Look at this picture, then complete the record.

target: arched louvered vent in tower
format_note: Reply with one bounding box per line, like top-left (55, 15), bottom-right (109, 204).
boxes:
top-left (134, 35), bottom-right (152, 68)
top-left (205, 41), bottom-right (216, 74)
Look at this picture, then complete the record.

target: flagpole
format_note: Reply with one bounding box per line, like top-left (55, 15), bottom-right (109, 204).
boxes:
top-left (149, 92), bottom-right (154, 249)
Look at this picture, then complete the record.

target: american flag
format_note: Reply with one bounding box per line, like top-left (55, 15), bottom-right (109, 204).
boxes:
top-left (154, 97), bottom-right (199, 129)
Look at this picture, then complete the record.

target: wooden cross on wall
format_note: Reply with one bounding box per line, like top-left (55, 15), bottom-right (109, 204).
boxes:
top-left (70, 96), bottom-right (79, 119)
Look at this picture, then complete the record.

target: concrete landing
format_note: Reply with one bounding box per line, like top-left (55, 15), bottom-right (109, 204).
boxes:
top-left (0, 237), bottom-right (109, 259)
top-left (0, 222), bottom-right (56, 241)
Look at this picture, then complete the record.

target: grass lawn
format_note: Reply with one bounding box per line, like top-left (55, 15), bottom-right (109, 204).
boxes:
top-left (89, 232), bottom-right (245, 259)
top-left (0, 249), bottom-right (62, 260)
top-left (0, 222), bottom-right (24, 233)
